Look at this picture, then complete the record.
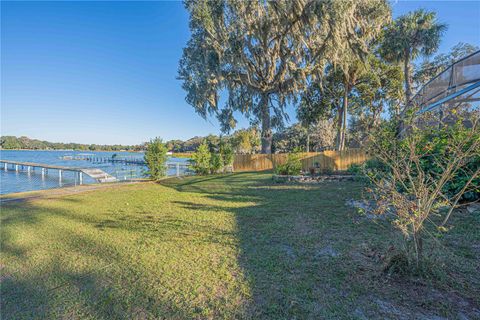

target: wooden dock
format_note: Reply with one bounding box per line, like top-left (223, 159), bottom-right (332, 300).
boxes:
top-left (69, 155), bottom-right (147, 165)
top-left (79, 156), bottom-right (191, 176)
top-left (63, 155), bottom-right (192, 169)
top-left (0, 160), bottom-right (117, 184)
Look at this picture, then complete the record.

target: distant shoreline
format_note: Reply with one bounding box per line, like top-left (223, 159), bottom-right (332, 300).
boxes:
top-left (0, 149), bottom-right (144, 152)
top-left (0, 149), bottom-right (193, 158)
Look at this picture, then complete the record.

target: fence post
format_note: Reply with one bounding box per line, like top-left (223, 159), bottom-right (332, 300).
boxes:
top-left (176, 163), bottom-right (180, 176)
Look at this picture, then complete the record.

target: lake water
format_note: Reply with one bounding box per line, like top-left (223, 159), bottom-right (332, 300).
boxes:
top-left (0, 150), bottom-right (190, 195)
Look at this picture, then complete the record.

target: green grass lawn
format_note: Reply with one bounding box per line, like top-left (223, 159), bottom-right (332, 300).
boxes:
top-left (1, 172), bottom-right (479, 319)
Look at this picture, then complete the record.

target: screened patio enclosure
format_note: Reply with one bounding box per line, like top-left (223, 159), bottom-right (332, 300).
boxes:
top-left (413, 50), bottom-right (480, 115)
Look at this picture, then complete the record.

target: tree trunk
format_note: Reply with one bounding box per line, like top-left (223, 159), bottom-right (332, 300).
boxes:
top-left (404, 52), bottom-right (412, 106)
top-left (342, 91), bottom-right (347, 150)
top-left (336, 104), bottom-right (344, 151)
top-left (306, 125), bottom-right (310, 153)
top-left (260, 94), bottom-right (272, 154)
top-left (336, 81), bottom-right (349, 151)
top-left (412, 228), bottom-right (423, 267)
top-left (397, 52), bottom-right (412, 138)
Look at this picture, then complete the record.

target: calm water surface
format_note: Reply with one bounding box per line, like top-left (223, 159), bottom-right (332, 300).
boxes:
top-left (0, 150), bottom-right (189, 194)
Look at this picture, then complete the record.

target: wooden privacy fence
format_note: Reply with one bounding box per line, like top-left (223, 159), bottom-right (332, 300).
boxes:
top-left (233, 149), bottom-right (368, 172)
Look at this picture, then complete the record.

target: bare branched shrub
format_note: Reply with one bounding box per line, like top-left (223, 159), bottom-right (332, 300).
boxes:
top-left (365, 110), bottom-right (479, 269)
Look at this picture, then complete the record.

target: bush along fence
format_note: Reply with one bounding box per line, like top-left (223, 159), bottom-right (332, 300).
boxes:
top-left (232, 149), bottom-right (368, 172)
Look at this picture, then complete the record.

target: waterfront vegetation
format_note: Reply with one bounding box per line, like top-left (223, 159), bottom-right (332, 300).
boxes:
top-left (1, 173), bottom-right (479, 319)
top-left (190, 140), bottom-right (234, 175)
top-left (144, 138), bottom-right (169, 180)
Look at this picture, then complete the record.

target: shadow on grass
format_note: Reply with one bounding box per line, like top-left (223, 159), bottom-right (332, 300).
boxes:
top-left (161, 173), bottom-right (377, 318)
top-left (2, 172), bottom-right (479, 319)
top-left (160, 173), bottom-right (480, 319)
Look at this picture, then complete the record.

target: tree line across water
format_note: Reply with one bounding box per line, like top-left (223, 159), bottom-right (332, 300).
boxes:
top-left (0, 136), bottom-right (143, 152)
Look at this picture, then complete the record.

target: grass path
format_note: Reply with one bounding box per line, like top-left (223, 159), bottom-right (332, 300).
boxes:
top-left (1, 173), bottom-right (479, 319)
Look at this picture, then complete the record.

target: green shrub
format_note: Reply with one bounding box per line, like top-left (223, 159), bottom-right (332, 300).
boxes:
top-left (364, 158), bottom-right (389, 172)
top-left (365, 116), bottom-right (479, 268)
top-left (347, 159), bottom-right (388, 178)
top-left (209, 153), bottom-right (223, 174)
top-left (416, 123), bottom-right (479, 202)
top-left (144, 137), bottom-right (168, 180)
top-left (190, 140), bottom-right (233, 175)
top-left (367, 121), bottom-right (479, 202)
top-left (347, 163), bottom-right (362, 175)
top-left (275, 152), bottom-right (302, 175)
top-left (219, 141), bottom-right (234, 170)
top-left (191, 140), bottom-right (235, 175)
top-left (191, 141), bottom-right (211, 175)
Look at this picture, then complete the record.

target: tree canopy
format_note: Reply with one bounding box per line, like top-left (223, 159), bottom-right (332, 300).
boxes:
top-left (380, 9), bottom-right (447, 105)
top-left (179, 0), bottom-right (390, 153)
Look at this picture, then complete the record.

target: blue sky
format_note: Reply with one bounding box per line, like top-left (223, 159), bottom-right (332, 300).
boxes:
top-left (1, 1), bottom-right (479, 145)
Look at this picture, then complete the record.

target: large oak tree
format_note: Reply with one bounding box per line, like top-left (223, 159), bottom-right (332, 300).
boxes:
top-left (179, 0), bottom-right (390, 153)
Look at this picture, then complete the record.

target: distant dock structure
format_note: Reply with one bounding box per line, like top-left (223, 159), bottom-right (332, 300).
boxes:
top-left (0, 160), bottom-right (117, 184)
top-left (60, 153), bottom-right (95, 161)
top-left (62, 154), bottom-right (147, 165)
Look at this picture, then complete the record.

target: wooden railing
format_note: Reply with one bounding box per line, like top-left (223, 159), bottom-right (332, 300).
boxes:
top-left (233, 149), bottom-right (368, 172)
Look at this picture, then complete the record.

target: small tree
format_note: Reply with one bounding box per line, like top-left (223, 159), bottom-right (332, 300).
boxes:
top-left (365, 113), bottom-right (479, 268)
top-left (191, 141), bottom-right (211, 175)
top-left (219, 140), bottom-right (234, 172)
top-left (275, 149), bottom-right (303, 176)
top-left (209, 153), bottom-right (222, 174)
top-left (144, 138), bottom-right (168, 180)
